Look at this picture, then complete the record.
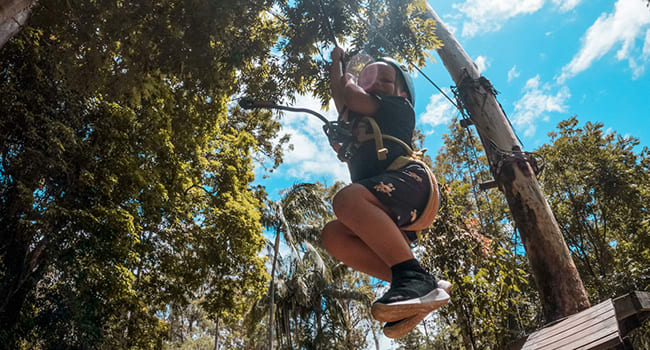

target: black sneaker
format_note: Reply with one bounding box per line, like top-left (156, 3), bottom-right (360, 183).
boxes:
top-left (382, 280), bottom-right (452, 339)
top-left (371, 271), bottom-right (450, 322)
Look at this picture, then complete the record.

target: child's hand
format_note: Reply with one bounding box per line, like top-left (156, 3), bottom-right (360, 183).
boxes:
top-left (342, 72), bottom-right (355, 85)
top-left (331, 47), bottom-right (345, 63)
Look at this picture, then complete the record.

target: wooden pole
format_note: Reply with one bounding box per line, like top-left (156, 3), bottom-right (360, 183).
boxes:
top-left (422, 4), bottom-right (590, 322)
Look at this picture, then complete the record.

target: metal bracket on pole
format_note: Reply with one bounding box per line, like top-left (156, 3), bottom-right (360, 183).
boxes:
top-left (459, 118), bottom-right (474, 128)
top-left (479, 180), bottom-right (498, 190)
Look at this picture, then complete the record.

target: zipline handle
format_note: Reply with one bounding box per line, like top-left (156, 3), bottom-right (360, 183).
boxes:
top-left (239, 97), bottom-right (330, 124)
top-left (239, 97), bottom-right (351, 146)
top-left (239, 98), bottom-right (274, 110)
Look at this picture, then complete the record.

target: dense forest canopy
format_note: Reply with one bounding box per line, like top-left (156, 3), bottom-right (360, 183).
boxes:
top-left (0, 0), bottom-right (443, 347)
top-left (1, 0), bottom-right (649, 349)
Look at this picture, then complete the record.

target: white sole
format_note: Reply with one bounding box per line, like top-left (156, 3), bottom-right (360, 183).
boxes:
top-left (372, 288), bottom-right (450, 322)
top-left (382, 280), bottom-right (453, 338)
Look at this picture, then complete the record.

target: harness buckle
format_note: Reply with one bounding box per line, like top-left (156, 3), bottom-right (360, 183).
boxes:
top-left (377, 148), bottom-right (388, 160)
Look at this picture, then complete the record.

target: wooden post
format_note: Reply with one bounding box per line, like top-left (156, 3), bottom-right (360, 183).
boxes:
top-left (0, 0), bottom-right (37, 49)
top-left (422, 4), bottom-right (590, 322)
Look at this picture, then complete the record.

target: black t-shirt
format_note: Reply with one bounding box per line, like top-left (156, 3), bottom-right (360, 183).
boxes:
top-left (347, 94), bottom-right (415, 182)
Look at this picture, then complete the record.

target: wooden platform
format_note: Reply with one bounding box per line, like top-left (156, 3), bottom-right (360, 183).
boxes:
top-left (510, 291), bottom-right (650, 350)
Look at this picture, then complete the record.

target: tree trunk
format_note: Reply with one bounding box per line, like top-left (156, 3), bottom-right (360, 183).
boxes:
top-left (214, 317), bottom-right (219, 350)
top-left (422, 3), bottom-right (590, 323)
top-left (422, 318), bottom-right (433, 348)
top-left (369, 319), bottom-right (380, 350)
top-left (268, 228), bottom-right (281, 350)
top-left (0, 186), bottom-right (47, 337)
top-left (0, 0), bottom-right (37, 49)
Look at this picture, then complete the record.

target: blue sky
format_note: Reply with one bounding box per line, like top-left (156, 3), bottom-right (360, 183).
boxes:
top-left (256, 0), bottom-right (650, 201)
top-left (254, 0), bottom-right (650, 346)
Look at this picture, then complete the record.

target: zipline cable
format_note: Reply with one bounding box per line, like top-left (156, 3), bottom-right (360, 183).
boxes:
top-left (346, 2), bottom-right (531, 159)
top-left (318, 0), bottom-right (339, 48)
top-left (318, 0), bottom-right (346, 73)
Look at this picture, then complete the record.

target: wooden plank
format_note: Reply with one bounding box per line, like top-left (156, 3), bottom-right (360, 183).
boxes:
top-left (523, 300), bottom-right (613, 346)
top-left (522, 300), bottom-right (621, 350)
top-left (614, 293), bottom-right (638, 319)
top-left (525, 308), bottom-right (618, 349)
top-left (514, 292), bottom-right (649, 350)
top-left (636, 291), bottom-right (650, 310)
top-left (526, 299), bottom-right (612, 344)
top-left (576, 335), bottom-right (623, 350)
top-left (614, 291), bottom-right (650, 320)
top-left (533, 308), bottom-right (618, 349)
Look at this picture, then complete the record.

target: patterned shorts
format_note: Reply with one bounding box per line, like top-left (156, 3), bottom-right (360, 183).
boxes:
top-left (356, 163), bottom-right (431, 243)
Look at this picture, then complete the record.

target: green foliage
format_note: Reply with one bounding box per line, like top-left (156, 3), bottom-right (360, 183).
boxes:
top-left (395, 327), bottom-right (428, 349)
top-left (627, 319), bottom-right (650, 349)
top-left (417, 116), bottom-right (649, 348)
top-left (248, 182), bottom-right (376, 350)
top-left (1, 0), bottom-right (288, 346)
top-left (276, 0), bottom-right (443, 107)
top-left (417, 119), bottom-right (539, 348)
top-left (537, 117), bottom-right (650, 300)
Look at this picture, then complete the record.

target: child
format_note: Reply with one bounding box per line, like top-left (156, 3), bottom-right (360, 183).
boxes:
top-left (321, 47), bottom-right (451, 339)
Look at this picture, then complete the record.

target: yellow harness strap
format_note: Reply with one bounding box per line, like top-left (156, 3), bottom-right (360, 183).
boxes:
top-left (362, 117), bottom-right (389, 160)
top-left (356, 116), bottom-right (440, 242)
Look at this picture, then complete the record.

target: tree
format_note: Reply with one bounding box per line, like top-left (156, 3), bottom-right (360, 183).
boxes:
top-left (422, 4), bottom-right (590, 323)
top-left (1, 0), bottom-right (443, 346)
top-left (416, 119), bottom-right (539, 348)
top-left (260, 182), bottom-right (364, 349)
top-left (0, 0), bottom-right (282, 345)
top-left (261, 183), bottom-right (330, 350)
top-left (243, 182), bottom-right (377, 350)
top-left (537, 117), bottom-right (650, 299)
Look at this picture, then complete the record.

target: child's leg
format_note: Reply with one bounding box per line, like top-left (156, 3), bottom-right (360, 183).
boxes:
top-left (328, 165), bottom-right (449, 323)
top-left (329, 183), bottom-right (415, 267)
top-left (321, 219), bottom-right (392, 282)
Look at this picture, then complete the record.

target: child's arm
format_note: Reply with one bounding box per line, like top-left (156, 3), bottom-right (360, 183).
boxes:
top-left (330, 47), bottom-right (346, 114)
top-left (331, 47), bottom-right (379, 116)
top-left (343, 79), bottom-right (380, 116)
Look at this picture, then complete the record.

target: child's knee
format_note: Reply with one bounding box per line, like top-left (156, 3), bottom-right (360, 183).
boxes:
top-left (321, 221), bottom-right (341, 253)
top-left (332, 184), bottom-right (366, 219)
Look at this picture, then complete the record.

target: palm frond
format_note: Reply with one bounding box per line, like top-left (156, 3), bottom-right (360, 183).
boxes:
top-left (303, 241), bottom-right (330, 282)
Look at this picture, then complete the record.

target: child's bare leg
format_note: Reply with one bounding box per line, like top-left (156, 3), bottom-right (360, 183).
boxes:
top-left (331, 184), bottom-right (414, 267)
top-left (329, 183), bottom-right (449, 322)
top-left (321, 220), bottom-right (392, 282)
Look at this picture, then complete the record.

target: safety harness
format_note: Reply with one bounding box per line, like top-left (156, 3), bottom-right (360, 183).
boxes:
top-left (347, 115), bottom-right (440, 241)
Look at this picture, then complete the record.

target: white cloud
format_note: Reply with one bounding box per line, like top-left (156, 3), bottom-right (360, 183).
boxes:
top-left (557, 0), bottom-right (650, 83)
top-left (512, 76), bottom-right (570, 137)
top-left (643, 29), bottom-right (650, 57)
top-left (474, 55), bottom-right (490, 73)
top-left (275, 94), bottom-right (349, 183)
top-left (508, 65), bottom-right (520, 82)
top-left (454, 0), bottom-right (545, 37)
top-left (551, 0), bottom-right (582, 12)
top-left (453, 0), bottom-right (584, 37)
top-left (442, 13), bottom-right (460, 36)
top-left (419, 92), bottom-right (456, 130)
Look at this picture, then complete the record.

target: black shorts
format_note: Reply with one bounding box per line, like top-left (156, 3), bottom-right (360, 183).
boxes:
top-left (356, 163), bottom-right (430, 243)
